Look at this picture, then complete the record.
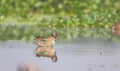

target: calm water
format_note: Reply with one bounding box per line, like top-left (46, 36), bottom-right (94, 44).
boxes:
top-left (0, 38), bottom-right (120, 71)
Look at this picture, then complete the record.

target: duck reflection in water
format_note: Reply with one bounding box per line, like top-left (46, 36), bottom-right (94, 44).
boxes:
top-left (34, 46), bottom-right (58, 62)
top-left (34, 31), bottom-right (58, 62)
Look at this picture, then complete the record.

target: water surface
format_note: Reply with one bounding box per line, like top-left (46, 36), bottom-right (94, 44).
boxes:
top-left (0, 39), bottom-right (120, 71)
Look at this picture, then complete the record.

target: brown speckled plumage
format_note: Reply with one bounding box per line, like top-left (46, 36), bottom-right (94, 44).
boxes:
top-left (34, 31), bottom-right (58, 62)
top-left (34, 46), bottom-right (58, 62)
top-left (111, 21), bottom-right (120, 36)
top-left (35, 31), bottom-right (57, 47)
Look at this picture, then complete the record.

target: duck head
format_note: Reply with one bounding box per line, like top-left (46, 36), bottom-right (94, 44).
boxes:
top-left (111, 21), bottom-right (120, 36)
top-left (51, 31), bottom-right (58, 38)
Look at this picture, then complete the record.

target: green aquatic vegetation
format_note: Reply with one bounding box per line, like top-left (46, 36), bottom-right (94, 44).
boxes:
top-left (0, 0), bottom-right (120, 22)
top-left (0, 0), bottom-right (120, 41)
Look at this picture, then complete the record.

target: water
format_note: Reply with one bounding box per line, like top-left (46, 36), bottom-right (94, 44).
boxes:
top-left (0, 39), bottom-right (120, 71)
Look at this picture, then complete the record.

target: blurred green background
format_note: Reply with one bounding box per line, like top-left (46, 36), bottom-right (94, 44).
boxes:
top-left (0, 0), bottom-right (120, 41)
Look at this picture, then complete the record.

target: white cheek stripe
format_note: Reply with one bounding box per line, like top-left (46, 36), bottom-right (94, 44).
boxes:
top-left (111, 26), bottom-right (115, 32)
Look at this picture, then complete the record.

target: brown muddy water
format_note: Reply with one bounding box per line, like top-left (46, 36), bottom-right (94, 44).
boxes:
top-left (0, 38), bottom-right (120, 71)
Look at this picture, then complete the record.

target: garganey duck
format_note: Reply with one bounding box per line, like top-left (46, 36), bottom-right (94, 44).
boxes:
top-left (111, 21), bottom-right (120, 36)
top-left (34, 31), bottom-right (58, 62)
top-left (35, 31), bottom-right (57, 47)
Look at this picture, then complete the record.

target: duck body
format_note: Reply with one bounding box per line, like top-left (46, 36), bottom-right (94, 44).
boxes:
top-left (111, 21), bottom-right (120, 36)
top-left (35, 36), bottom-right (56, 47)
top-left (35, 31), bottom-right (57, 47)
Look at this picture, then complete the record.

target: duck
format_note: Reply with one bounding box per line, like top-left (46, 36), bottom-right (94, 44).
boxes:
top-left (35, 31), bottom-right (57, 47)
top-left (111, 21), bottom-right (120, 36)
top-left (34, 46), bottom-right (58, 62)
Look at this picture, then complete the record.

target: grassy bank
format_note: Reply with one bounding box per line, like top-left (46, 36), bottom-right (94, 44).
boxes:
top-left (0, 24), bottom-right (119, 42)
